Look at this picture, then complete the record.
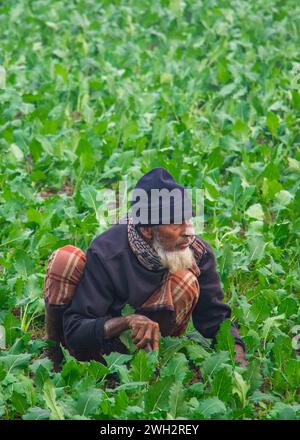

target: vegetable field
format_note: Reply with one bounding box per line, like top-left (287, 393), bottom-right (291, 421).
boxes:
top-left (0, 0), bottom-right (299, 420)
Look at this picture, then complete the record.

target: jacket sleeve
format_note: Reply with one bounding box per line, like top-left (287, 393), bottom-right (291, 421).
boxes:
top-left (63, 247), bottom-right (115, 352)
top-left (192, 241), bottom-right (245, 350)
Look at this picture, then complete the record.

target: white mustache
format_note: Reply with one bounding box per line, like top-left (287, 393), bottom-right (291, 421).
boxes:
top-left (153, 234), bottom-right (196, 273)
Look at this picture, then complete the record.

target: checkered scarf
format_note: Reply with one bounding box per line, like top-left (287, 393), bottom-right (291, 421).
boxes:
top-left (127, 215), bottom-right (206, 274)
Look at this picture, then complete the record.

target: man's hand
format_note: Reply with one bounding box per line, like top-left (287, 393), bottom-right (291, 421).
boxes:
top-left (234, 344), bottom-right (248, 368)
top-left (128, 314), bottom-right (160, 352)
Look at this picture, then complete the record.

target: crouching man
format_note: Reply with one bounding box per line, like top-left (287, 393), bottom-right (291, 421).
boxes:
top-left (44, 168), bottom-right (246, 371)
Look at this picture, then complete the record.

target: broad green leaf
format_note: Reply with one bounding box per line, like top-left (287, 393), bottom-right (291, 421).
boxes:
top-left (262, 179), bottom-right (282, 200)
top-left (219, 83), bottom-right (236, 97)
top-left (160, 337), bottom-right (192, 366)
top-left (72, 388), bottom-right (103, 417)
top-left (13, 250), bottom-right (35, 278)
top-left (187, 382), bottom-right (205, 399)
top-left (262, 315), bottom-right (285, 346)
top-left (2, 313), bottom-right (20, 346)
top-left (87, 361), bottom-right (109, 381)
top-left (262, 163), bottom-right (280, 180)
top-left (288, 157), bottom-right (300, 172)
top-left (23, 407), bottom-right (51, 420)
top-left (35, 135), bottom-right (53, 155)
top-left (245, 204), bottom-right (264, 221)
top-left (12, 373), bottom-right (37, 407)
top-left (11, 391), bottom-right (29, 414)
top-left (0, 353), bottom-right (32, 372)
top-left (80, 185), bottom-right (99, 213)
top-left (43, 381), bottom-right (65, 420)
top-left (185, 344), bottom-right (211, 364)
top-left (244, 360), bottom-right (263, 394)
top-left (201, 351), bottom-right (230, 379)
top-left (10, 144), bottom-right (24, 161)
top-left (195, 397), bottom-right (227, 419)
top-left (269, 402), bottom-right (299, 420)
top-left (0, 325), bottom-right (6, 350)
top-left (232, 371), bottom-right (249, 408)
top-left (168, 382), bottom-right (187, 419)
top-left (112, 381), bottom-right (147, 392)
top-left (243, 330), bottom-right (260, 352)
top-left (61, 360), bottom-right (84, 386)
top-left (0, 65), bottom-right (6, 88)
top-left (144, 375), bottom-right (175, 414)
top-left (102, 352), bottom-right (132, 374)
top-left (284, 359), bottom-right (300, 388)
top-left (215, 320), bottom-right (235, 362)
top-left (29, 357), bottom-right (53, 375)
top-left (274, 190), bottom-right (293, 206)
top-left (129, 349), bottom-right (152, 382)
top-left (291, 90), bottom-right (300, 110)
top-left (249, 391), bottom-right (280, 403)
top-left (272, 335), bottom-right (293, 369)
top-left (278, 297), bottom-right (298, 317)
top-left (34, 365), bottom-right (50, 388)
top-left (185, 331), bottom-right (212, 349)
top-left (266, 112), bottom-right (280, 136)
top-left (211, 366), bottom-right (232, 402)
top-left (250, 298), bottom-right (273, 323)
top-left (113, 389), bottom-right (129, 416)
top-left (161, 352), bottom-right (189, 383)
top-left (113, 364), bottom-right (130, 384)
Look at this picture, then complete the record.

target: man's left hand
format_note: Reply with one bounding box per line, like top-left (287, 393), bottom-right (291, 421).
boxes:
top-left (234, 344), bottom-right (248, 368)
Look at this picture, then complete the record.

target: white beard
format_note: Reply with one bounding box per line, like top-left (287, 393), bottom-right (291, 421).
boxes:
top-left (152, 235), bottom-right (196, 273)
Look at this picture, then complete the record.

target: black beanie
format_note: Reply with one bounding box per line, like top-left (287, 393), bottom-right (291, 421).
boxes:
top-left (130, 168), bottom-right (194, 225)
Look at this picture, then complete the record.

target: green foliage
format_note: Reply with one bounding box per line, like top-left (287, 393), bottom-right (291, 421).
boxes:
top-left (0, 0), bottom-right (299, 420)
top-left (144, 375), bottom-right (176, 415)
top-left (216, 320), bottom-right (235, 362)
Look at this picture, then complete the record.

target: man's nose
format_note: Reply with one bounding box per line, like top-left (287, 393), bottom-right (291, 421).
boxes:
top-left (182, 220), bottom-right (195, 236)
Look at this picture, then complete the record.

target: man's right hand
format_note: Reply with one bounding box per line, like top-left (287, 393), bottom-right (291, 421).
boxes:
top-left (127, 314), bottom-right (160, 352)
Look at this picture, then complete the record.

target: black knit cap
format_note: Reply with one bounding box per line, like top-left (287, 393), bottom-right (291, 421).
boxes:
top-left (130, 167), bottom-right (195, 225)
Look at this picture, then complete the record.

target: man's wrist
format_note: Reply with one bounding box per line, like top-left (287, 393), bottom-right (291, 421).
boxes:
top-left (103, 315), bottom-right (132, 340)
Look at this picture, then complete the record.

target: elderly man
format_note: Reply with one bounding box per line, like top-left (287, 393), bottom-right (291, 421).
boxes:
top-left (44, 168), bottom-right (246, 371)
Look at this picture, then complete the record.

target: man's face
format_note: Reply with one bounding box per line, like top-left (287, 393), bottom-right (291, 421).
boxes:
top-left (154, 220), bottom-right (195, 252)
top-left (139, 220), bottom-right (196, 272)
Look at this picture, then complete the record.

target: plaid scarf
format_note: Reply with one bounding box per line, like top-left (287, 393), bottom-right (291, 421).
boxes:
top-left (127, 215), bottom-right (206, 275)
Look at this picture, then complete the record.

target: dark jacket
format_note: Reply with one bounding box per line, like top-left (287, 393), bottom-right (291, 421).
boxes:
top-left (63, 223), bottom-right (244, 352)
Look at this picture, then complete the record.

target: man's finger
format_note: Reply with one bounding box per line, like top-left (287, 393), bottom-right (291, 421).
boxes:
top-left (131, 325), bottom-right (141, 339)
top-left (136, 327), bottom-right (152, 348)
top-left (132, 326), bottom-right (145, 343)
top-left (152, 326), bottom-right (160, 351)
top-left (144, 343), bottom-right (153, 352)
top-left (150, 325), bottom-right (159, 351)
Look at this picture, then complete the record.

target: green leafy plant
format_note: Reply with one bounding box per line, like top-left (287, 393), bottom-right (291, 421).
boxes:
top-left (0, 0), bottom-right (299, 420)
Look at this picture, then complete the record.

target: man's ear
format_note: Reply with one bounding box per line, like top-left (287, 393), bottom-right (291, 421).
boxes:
top-left (139, 226), bottom-right (153, 242)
